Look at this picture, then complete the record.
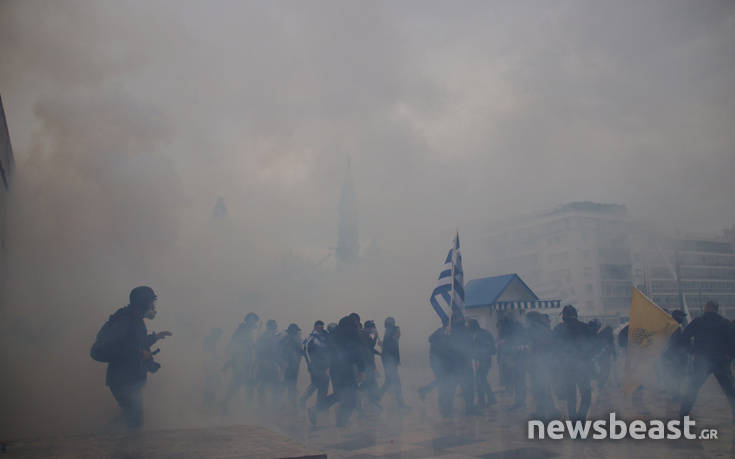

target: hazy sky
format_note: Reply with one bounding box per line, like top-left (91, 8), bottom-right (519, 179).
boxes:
top-left (2, 0), bottom-right (734, 250)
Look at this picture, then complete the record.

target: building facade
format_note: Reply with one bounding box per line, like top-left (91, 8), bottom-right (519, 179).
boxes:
top-left (0, 95), bottom-right (13, 256)
top-left (0, 95), bottom-right (15, 305)
top-left (477, 202), bottom-right (735, 320)
top-left (479, 202), bottom-right (632, 320)
top-left (633, 229), bottom-right (735, 319)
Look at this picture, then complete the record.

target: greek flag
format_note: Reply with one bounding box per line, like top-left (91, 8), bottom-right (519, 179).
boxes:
top-left (429, 232), bottom-right (464, 325)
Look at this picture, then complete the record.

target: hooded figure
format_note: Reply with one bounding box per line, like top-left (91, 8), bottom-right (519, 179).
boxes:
top-left (553, 305), bottom-right (595, 421)
top-left (379, 317), bottom-right (409, 411)
top-left (279, 323), bottom-right (304, 407)
top-left (221, 313), bottom-right (259, 411)
top-left (91, 286), bottom-right (172, 429)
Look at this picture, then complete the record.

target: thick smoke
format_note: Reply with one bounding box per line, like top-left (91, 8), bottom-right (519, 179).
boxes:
top-left (1, 0), bottom-right (734, 438)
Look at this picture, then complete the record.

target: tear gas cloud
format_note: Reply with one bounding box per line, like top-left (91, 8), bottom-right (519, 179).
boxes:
top-left (1, 0), bottom-right (734, 437)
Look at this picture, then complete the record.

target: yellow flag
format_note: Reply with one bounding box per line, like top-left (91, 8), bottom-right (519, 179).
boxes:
top-left (623, 287), bottom-right (681, 395)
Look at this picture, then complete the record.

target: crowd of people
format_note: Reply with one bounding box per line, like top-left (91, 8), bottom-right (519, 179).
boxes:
top-left (216, 312), bottom-right (409, 427)
top-left (92, 286), bottom-right (735, 430)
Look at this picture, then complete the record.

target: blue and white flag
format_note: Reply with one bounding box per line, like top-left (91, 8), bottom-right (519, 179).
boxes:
top-left (429, 232), bottom-right (464, 325)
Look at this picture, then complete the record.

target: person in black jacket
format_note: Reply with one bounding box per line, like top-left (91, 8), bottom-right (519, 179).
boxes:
top-left (300, 320), bottom-right (329, 409)
top-left (437, 315), bottom-right (476, 417)
top-left (553, 305), bottom-right (594, 421)
top-left (323, 314), bottom-right (365, 427)
top-left (379, 317), bottom-right (410, 411)
top-left (679, 301), bottom-right (735, 422)
top-left (94, 286), bottom-right (172, 429)
top-left (221, 312), bottom-right (259, 412)
top-left (417, 326), bottom-right (446, 400)
top-left (468, 319), bottom-right (497, 408)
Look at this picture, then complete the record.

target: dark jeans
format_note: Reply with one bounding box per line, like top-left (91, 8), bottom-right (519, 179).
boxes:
top-left (680, 358), bottom-right (735, 420)
top-left (110, 383), bottom-right (144, 429)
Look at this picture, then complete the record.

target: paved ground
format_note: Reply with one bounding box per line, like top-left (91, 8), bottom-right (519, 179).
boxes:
top-left (4, 377), bottom-right (734, 458)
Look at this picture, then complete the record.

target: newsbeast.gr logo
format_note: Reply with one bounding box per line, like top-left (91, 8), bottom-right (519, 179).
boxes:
top-left (528, 413), bottom-right (719, 440)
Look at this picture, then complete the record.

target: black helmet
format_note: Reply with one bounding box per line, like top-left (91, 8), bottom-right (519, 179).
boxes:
top-left (244, 312), bottom-right (259, 323)
top-left (287, 323), bottom-right (301, 334)
top-left (562, 305), bottom-right (577, 321)
top-left (130, 286), bottom-right (157, 307)
top-left (266, 319), bottom-right (278, 331)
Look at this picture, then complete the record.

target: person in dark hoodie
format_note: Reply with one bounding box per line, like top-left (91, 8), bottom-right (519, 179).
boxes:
top-left (221, 312), bottom-right (259, 412)
top-left (417, 325), bottom-right (446, 400)
top-left (300, 320), bottom-right (330, 409)
top-left (379, 317), bottom-right (410, 411)
top-left (91, 286), bottom-right (172, 429)
top-left (679, 301), bottom-right (735, 423)
top-left (312, 314), bottom-right (365, 427)
top-left (553, 305), bottom-right (594, 421)
top-left (437, 315), bottom-right (476, 417)
top-left (468, 319), bottom-right (497, 409)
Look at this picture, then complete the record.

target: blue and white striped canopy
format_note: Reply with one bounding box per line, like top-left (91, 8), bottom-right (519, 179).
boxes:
top-left (491, 300), bottom-right (561, 310)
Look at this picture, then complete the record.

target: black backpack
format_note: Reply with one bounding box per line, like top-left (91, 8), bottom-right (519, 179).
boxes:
top-left (90, 308), bottom-right (127, 363)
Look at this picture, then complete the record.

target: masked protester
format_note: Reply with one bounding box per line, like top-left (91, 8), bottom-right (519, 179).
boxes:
top-left (379, 317), bottom-right (410, 411)
top-left (553, 305), bottom-right (594, 421)
top-left (334, 315), bottom-right (366, 426)
top-left (221, 313), bottom-right (259, 413)
top-left (90, 286), bottom-right (172, 429)
top-left (679, 301), bottom-right (735, 423)
top-left (300, 320), bottom-right (329, 409)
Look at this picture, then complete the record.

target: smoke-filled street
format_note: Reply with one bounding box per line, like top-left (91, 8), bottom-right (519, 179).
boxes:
top-left (2, 1), bottom-right (735, 458)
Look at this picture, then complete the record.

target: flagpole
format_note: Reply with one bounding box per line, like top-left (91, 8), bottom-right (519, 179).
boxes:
top-left (448, 244), bottom-right (455, 331)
